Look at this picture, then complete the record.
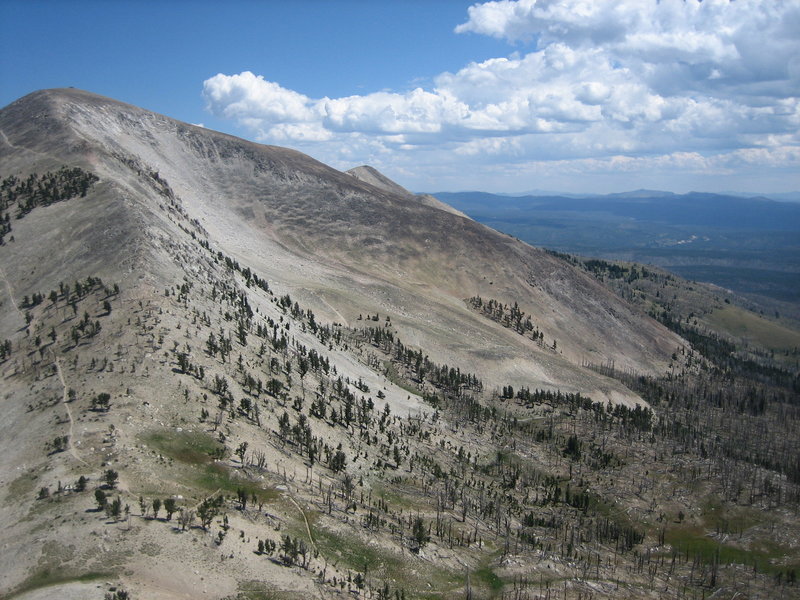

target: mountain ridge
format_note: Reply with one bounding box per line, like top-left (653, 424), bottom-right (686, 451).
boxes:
top-left (440, 188), bottom-right (800, 203)
top-left (1, 88), bottom-right (798, 600)
top-left (1, 88), bottom-right (682, 391)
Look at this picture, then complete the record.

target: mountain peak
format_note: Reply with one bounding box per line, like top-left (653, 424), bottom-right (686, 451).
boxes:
top-left (346, 165), bottom-right (414, 198)
top-left (346, 165), bottom-right (471, 219)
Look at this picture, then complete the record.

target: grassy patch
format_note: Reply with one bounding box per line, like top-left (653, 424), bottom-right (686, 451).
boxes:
top-left (311, 523), bottom-right (398, 573)
top-left (141, 429), bottom-right (224, 464)
top-left (382, 361), bottom-right (422, 395)
top-left (700, 498), bottom-right (765, 534)
top-left (311, 521), bottom-right (460, 594)
top-left (192, 462), bottom-right (279, 500)
top-left (370, 482), bottom-right (430, 512)
top-left (139, 428), bottom-right (278, 501)
top-left (707, 305), bottom-right (800, 350)
top-left (6, 569), bottom-right (111, 599)
top-left (233, 580), bottom-right (287, 600)
top-left (4, 468), bottom-right (42, 505)
top-left (474, 565), bottom-right (504, 594)
top-left (665, 527), bottom-right (798, 574)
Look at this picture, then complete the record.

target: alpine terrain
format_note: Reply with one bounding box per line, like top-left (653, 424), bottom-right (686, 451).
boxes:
top-left (1, 89), bottom-right (798, 599)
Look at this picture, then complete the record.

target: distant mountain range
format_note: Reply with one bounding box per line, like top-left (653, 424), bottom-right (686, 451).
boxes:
top-left (485, 189), bottom-right (800, 203)
top-left (720, 190), bottom-right (800, 203)
top-left (428, 190), bottom-right (800, 303)
top-left (429, 190), bottom-right (800, 231)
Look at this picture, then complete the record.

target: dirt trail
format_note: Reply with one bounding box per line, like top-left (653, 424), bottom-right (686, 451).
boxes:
top-left (287, 491), bottom-right (318, 555)
top-left (53, 355), bottom-right (87, 466)
top-left (285, 491), bottom-right (327, 600)
top-left (0, 126), bottom-right (55, 161)
top-left (2, 268), bottom-right (82, 470)
top-left (0, 127), bottom-right (18, 150)
top-left (192, 488), bottom-right (222, 510)
top-left (317, 294), bottom-right (349, 327)
top-left (0, 264), bottom-right (23, 320)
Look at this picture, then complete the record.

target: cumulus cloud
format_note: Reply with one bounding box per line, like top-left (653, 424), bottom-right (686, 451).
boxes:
top-left (202, 0), bottom-right (800, 190)
top-left (455, 0), bottom-right (800, 99)
top-left (204, 72), bottom-right (316, 124)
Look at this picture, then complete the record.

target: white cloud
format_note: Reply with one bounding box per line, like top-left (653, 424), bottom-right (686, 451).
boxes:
top-left (320, 88), bottom-right (469, 135)
top-left (203, 71), bottom-right (316, 124)
top-left (202, 0), bottom-right (800, 192)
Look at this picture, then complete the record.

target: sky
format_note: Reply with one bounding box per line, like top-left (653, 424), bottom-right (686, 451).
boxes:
top-left (1, 0), bottom-right (799, 195)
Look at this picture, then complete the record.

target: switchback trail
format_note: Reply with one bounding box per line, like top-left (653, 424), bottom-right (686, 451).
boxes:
top-left (287, 490), bottom-right (318, 555)
top-left (0, 126), bottom-right (57, 161)
top-left (286, 490), bottom-right (327, 600)
top-left (192, 488), bottom-right (222, 511)
top-left (53, 355), bottom-right (87, 466)
top-left (0, 264), bottom-right (23, 321)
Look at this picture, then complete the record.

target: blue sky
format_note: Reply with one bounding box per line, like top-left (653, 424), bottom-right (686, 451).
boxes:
top-left (2, 0), bottom-right (799, 194)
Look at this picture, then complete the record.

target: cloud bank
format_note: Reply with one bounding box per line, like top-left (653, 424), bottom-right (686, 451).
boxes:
top-left (202, 0), bottom-right (800, 192)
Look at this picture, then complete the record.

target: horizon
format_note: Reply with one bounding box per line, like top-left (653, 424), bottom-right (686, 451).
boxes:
top-left (422, 186), bottom-right (800, 200)
top-left (2, 0), bottom-right (798, 195)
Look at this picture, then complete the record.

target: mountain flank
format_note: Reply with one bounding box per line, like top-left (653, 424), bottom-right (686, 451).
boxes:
top-left (1, 88), bottom-right (798, 600)
top-left (1, 88), bottom-right (682, 394)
